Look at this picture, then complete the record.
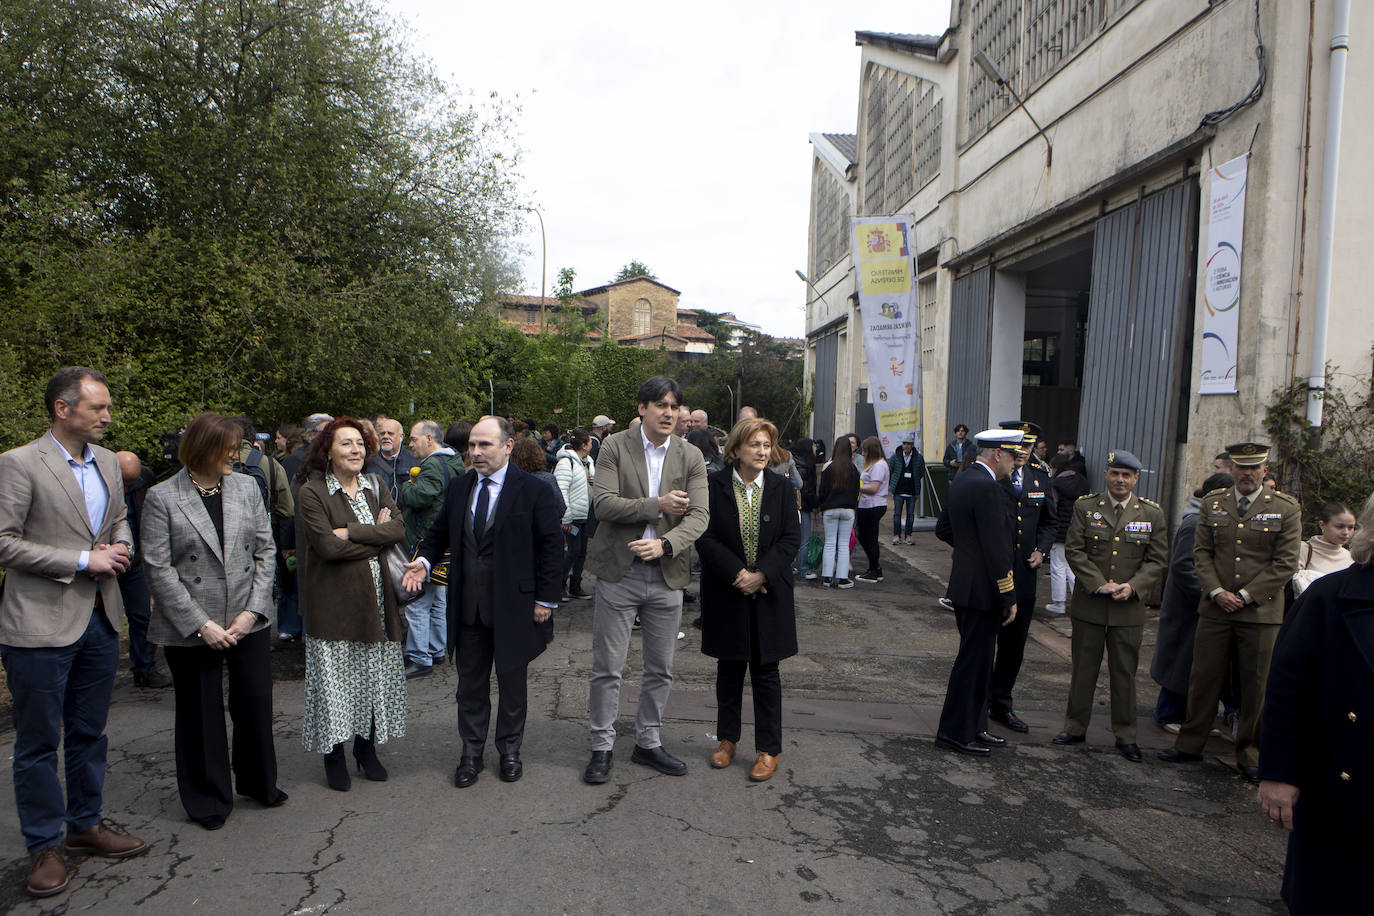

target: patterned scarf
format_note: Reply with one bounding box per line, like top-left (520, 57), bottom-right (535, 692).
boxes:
top-left (734, 477), bottom-right (759, 569)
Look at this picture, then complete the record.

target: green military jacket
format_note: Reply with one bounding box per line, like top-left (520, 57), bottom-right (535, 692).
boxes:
top-left (1064, 491), bottom-right (1169, 626)
top-left (1193, 486), bottom-right (1301, 624)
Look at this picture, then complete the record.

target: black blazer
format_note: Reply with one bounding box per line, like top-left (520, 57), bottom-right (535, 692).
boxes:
top-left (1008, 463), bottom-right (1055, 562)
top-left (1260, 562), bottom-right (1374, 913)
top-left (417, 464), bottom-right (563, 673)
top-left (696, 468), bottom-right (801, 664)
top-left (935, 463), bottom-right (1016, 612)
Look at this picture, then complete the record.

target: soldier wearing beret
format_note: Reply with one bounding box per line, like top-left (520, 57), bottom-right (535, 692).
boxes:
top-left (1054, 450), bottom-right (1168, 762)
top-left (1159, 442), bottom-right (1301, 781)
top-left (933, 429), bottom-right (1022, 756)
top-left (987, 421), bottom-right (1055, 733)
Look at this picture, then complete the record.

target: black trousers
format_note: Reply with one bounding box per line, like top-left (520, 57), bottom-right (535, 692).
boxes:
top-left (714, 603), bottom-right (782, 755)
top-left (854, 506), bottom-right (887, 572)
top-left (937, 605), bottom-right (1001, 743)
top-left (456, 623), bottom-right (528, 757)
top-left (163, 627), bottom-right (278, 823)
top-left (563, 525), bottom-right (589, 590)
top-left (989, 569), bottom-right (1038, 715)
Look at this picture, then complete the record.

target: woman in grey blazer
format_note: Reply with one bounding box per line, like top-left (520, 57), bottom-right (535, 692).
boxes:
top-left (142, 413), bottom-right (284, 830)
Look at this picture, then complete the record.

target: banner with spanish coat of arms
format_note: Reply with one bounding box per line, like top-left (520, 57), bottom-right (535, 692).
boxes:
top-left (851, 216), bottom-right (921, 453)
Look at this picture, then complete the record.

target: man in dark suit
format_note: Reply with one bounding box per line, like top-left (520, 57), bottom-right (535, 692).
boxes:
top-left (403, 415), bottom-right (563, 787)
top-left (933, 429), bottom-right (1022, 756)
top-left (987, 421), bottom-right (1055, 733)
top-left (0, 367), bottom-right (148, 898)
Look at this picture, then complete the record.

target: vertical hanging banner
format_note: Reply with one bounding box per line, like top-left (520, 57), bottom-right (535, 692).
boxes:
top-left (852, 216), bottom-right (921, 452)
top-left (1200, 153), bottom-right (1247, 395)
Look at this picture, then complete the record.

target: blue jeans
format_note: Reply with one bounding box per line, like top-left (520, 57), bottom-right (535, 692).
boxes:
top-left (405, 581), bottom-right (448, 666)
top-left (797, 510), bottom-right (814, 574)
top-left (276, 590), bottom-right (301, 639)
top-left (1, 610), bottom-right (120, 852)
top-left (1153, 686), bottom-right (1187, 725)
top-left (821, 508), bottom-right (855, 580)
top-left (892, 494), bottom-right (918, 537)
top-left (116, 564), bottom-right (157, 675)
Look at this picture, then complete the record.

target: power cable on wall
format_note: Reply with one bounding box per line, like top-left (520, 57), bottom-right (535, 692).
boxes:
top-left (1200, 0), bottom-right (1266, 127)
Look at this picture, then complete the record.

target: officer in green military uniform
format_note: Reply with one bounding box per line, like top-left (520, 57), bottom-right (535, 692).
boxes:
top-left (1159, 442), bottom-right (1301, 781)
top-left (1054, 450), bottom-right (1168, 762)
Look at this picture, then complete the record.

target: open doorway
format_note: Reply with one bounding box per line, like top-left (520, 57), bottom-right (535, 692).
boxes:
top-left (1015, 236), bottom-right (1093, 451)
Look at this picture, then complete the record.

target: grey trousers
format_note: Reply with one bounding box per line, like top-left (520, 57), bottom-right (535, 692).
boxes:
top-left (588, 561), bottom-right (683, 751)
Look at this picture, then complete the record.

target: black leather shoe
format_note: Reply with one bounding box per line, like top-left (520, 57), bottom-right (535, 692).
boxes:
top-left (989, 709), bottom-right (1030, 733)
top-left (133, 668), bottom-right (173, 689)
top-left (1157, 747), bottom-right (1203, 763)
top-left (323, 744), bottom-right (351, 792)
top-left (631, 744), bottom-right (688, 776)
top-left (1052, 731), bottom-right (1085, 745)
top-left (1115, 740), bottom-right (1143, 763)
top-left (975, 731), bottom-right (1007, 747)
top-left (935, 733), bottom-right (991, 756)
top-left (1236, 763), bottom-right (1261, 783)
top-left (404, 661), bottom-right (432, 679)
top-left (499, 754), bottom-right (523, 783)
top-left (453, 755), bottom-right (484, 788)
top-left (583, 750), bottom-right (613, 784)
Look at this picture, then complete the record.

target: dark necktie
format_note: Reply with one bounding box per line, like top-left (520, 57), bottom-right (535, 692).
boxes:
top-left (473, 477), bottom-right (491, 541)
top-left (1238, 495), bottom-right (1250, 515)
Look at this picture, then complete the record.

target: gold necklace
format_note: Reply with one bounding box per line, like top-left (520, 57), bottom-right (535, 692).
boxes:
top-left (190, 475), bottom-right (222, 497)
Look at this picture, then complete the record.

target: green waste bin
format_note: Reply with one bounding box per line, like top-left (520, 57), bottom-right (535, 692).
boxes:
top-left (920, 463), bottom-right (948, 517)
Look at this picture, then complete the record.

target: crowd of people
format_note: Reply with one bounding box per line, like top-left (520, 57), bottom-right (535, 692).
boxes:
top-left (0, 366), bottom-right (1368, 911)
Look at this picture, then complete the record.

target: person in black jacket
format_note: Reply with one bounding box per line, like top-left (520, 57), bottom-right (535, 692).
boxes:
top-left (1046, 452), bottom-right (1091, 613)
top-left (817, 437), bottom-right (861, 588)
top-left (697, 419), bottom-right (801, 782)
top-left (933, 429), bottom-right (1022, 755)
top-left (1258, 493), bottom-right (1374, 915)
top-left (987, 422), bottom-right (1055, 733)
top-left (790, 438), bottom-right (820, 579)
top-left (942, 424), bottom-right (973, 477)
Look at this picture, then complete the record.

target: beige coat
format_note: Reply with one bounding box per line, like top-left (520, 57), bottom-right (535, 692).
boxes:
top-left (585, 429), bottom-right (708, 590)
top-left (141, 470), bottom-right (276, 646)
top-left (0, 434), bottom-right (131, 647)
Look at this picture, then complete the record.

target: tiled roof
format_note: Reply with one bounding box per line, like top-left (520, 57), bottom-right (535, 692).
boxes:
top-left (821, 133), bottom-right (858, 165)
top-left (675, 324), bottom-right (716, 341)
top-left (578, 276), bottom-right (682, 297)
top-left (502, 294), bottom-right (597, 310)
top-left (512, 323), bottom-right (603, 339)
top-left (618, 331), bottom-right (687, 344)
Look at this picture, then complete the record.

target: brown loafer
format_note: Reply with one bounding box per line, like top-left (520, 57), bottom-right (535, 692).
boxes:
top-left (64, 819), bottom-right (148, 859)
top-left (27, 846), bottom-right (68, 897)
top-left (709, 740), bottom-right (736, 769)
top-left (748, 752), bottom-right (780, 782)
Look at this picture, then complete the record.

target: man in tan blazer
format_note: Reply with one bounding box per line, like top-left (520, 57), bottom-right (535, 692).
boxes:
top-left (582, 376), bottom-right (709, 784)
top-left (0, 367), bottom-right (148, 898)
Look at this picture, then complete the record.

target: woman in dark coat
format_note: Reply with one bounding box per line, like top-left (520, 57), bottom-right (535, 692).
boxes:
top-left (1149, 471), bottom-right (1233, 728)
top-left (1259, 493), bottom-right (1374, 915)
top-left (697, 418), bottom-right (802, 781)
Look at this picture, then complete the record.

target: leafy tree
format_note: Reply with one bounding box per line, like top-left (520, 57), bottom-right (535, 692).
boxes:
top-left (0, 0), bottom-right (522, 454)
top-left (689, 309), bottom-right (735, 349)
top-left (615, 260), bottom-right (656, 281)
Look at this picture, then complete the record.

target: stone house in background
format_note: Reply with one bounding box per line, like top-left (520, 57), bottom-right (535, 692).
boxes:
top-left (496, 276), bottom-right (717, 353)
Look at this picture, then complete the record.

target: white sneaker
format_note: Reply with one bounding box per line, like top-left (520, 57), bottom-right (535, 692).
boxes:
top-left (1044, 602), bottom-right (1066, 615)
top-left (902, 536), bottom-right (913, 545)
top-left (1161, 722), bottom-right (1182, 735)
top-left (803, 571), bottom-right (819, 580)
top-left (938, 597), bottom-right (954, 611)
top-left (891, 536), bottom-right (902, 545)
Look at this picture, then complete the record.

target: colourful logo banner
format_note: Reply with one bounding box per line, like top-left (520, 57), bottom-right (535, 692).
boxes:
top-left (1200, 154), bottom-right (1247, 395)
top-left (852, 216), bottom-right (921, 452)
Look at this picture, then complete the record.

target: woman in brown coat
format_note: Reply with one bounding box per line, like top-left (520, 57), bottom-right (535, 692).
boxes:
top-left (296, 417), bottom-right (408, 791)
top-left (696, 418), bottom-right (802, 781)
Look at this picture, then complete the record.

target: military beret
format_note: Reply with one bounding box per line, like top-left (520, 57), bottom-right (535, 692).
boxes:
top-left (1106, 449), bottom-right (1143, 472)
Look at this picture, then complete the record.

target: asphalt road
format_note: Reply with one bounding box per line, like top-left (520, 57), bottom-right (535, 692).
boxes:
top-left (0, 535), bottom-right (1286, 914)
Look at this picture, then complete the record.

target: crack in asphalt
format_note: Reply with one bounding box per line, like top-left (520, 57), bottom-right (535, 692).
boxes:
top-left (254, 808), bottom-right (361, 916)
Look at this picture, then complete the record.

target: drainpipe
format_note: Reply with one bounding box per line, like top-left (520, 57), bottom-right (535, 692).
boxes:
top-left (1307, 0), bottom-right (1350, 427)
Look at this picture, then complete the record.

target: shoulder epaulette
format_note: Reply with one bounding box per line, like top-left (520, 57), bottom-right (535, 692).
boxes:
top-left (1138, 497), bottom-right (1161, 508)
top-left (1265, 489), bottom-right (1299, 506)
top-left (1077, 492), bottom-right (1100, 503)
top-left (1201, 487), bottom-right (1230, 499)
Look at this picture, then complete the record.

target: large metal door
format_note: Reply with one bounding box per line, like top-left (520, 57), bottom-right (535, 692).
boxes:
top-left (1078, 181), bottom-right (1197, 503)
top-left (946, 266), bottom-right (992, 435)
top-left (811, 331), bottom-right (839, 449)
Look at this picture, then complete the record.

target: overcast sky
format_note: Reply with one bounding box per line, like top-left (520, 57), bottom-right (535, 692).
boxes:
top-left (384, 0), bottom-right (951, 338)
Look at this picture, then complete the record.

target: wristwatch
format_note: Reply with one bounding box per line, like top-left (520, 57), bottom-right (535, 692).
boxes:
top-left (659, 538), bottom-right (673, 558)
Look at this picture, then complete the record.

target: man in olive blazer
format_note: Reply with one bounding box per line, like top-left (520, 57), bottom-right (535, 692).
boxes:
top-left (0, 368), bottom-right (146, 898)
top-left (1057, 450), bottom-right (1168, 762)
top-left (1161, 441), bottom-right (1301, 779)
top-left (582, 376), bottom-right (709, 785)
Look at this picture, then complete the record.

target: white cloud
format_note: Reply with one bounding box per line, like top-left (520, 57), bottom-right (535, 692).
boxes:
top-left (385, 0), bottom-right (951, 337)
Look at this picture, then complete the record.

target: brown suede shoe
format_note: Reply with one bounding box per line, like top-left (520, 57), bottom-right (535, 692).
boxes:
top-left (709, 740), bottom-right (736, 769)
top-left (26, 847), bottom-right (68, 898)
top-left (64, 819), bottom-right (148, 859)
top-left (749, 752), bottom-right (780, 782)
